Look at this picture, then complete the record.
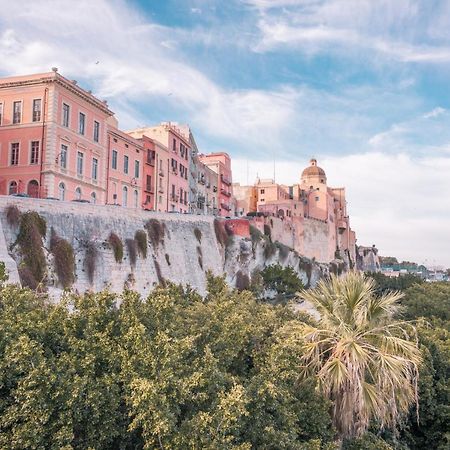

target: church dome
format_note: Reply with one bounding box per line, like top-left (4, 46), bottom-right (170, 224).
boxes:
top-left (301, 159), bottom-right (326, 178)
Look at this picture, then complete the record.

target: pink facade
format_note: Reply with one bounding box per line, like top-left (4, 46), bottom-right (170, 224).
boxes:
top-left (0, 70), bottom-right (113, 203)
top-left (199, 152), bottom-right (232, 216)
top-left (106, 125), bottom-right (143, 208)
top-left (128, 124), bottom-right (190, 213)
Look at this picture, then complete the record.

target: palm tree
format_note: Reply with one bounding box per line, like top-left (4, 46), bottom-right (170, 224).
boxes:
top-left (297, 271), bottom-right (421, 440)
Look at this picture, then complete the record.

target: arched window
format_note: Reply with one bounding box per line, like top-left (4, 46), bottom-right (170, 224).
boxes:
top-left (8, 181), bottom-right (18, 195)
top-left (122, 186), bottom-right (128, 207)
top-left (27, 179), bottom-right (39, 198)
top-left (133, 190), bottom-right (138, 208)
top-left (75, 187), bottom-right (82, 200)
top-left (91, 192), bottom-right (96, 204)
top-left (59, 182), bottom-right (65, 201)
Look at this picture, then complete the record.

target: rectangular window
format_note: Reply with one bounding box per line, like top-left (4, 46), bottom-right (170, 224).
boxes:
top-left (146, 175), bottom-right (152, 191)
top-left (93, 120), bottom-right (100, 142)
top-left (60, 144), bottom-right (68, 169)
top-left (32, 99), bottom-right (41, 122)
top-left (13, 101), bottom-right (21, 124)
top-left (78, 112), bottom-right (85, 135)
top-left (10, 143), bottom-right (19, 165)
top-left (92, 157), bottom-right (98, 180)
top-left (30, 141), bottom-right (39, 164)
top-left (112, 150), bottom-right (118, 169)
top-left (0, 103), bottom-right (4, 125)
top-left (173, 138), bottom-right (176, 152)
top-left (124, 155), bottom-right (129, 174)
top-left (134, 160), bottom-right (140, 178)
top-left (77, 151), bottom-right (83, 175)
top-left (62, 103), bottom-right (70, 127)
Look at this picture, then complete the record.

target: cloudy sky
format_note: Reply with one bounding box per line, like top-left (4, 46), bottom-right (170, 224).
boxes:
top-left (1, 0), bottom-right (450, 267)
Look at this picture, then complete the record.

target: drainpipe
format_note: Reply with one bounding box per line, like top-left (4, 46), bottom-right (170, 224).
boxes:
top-left (39, 87), bottom-right (48, 198)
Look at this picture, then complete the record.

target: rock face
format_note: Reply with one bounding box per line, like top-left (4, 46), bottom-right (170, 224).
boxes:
top-left (0, 197), bottom-right (334, 299)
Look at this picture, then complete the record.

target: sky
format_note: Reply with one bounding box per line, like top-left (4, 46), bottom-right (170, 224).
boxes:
top-left (1, 0), bottom-right (450, 267)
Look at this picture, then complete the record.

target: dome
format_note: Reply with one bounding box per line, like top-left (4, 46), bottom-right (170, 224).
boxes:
top-left (301, 159), bottom-right (326, 178)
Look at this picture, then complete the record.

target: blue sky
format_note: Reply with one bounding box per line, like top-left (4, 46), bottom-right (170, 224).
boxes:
top-left (1, 0), bottom-right (450, 267)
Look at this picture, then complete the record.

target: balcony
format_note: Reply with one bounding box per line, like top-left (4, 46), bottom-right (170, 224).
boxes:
top-left (338, 219), bottom-right (347, 231)
top-left (146, 157), bottom-right (155, 167)
top-left (145, 185), bottom-right (154, 194)
top-left (220, 174), bottom-right (232, 186)
top-left (220, 188), bottom-right (231, 197)
top-left (220, 202), bottom-right (231, 211)
top-left (170, 193), bottom-right (179, 202)
top-left (158, 186), bottom-right (164, 194)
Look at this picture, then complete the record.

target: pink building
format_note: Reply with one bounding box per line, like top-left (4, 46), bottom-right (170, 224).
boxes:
top-left (106, 125), bottom-right (143, 208)
top-left (199, 152), bottom-right (232, 216)
top-left (128, 123), bottom-right (190, 213)
top-left (0, 69), bottom-right (113, 202)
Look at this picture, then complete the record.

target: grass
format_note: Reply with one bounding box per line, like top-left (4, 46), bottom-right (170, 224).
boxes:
top-left (108, 232), bottom-right (124, 263)
top-left (135, 230), bottom-right (148, 258)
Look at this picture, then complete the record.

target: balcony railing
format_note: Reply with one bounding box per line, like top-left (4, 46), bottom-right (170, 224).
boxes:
top-left (220, 188), bottom-right (231, 197)
top-left (158, 186), bottom-right (164, 193)
top-left (170, 193), bottom-right (179, 202)
top-left (146, 157), bottom-right (155, 166)
top-left (145, 185), bottom-right (154, 194)
top-left (220, 174), bottom-right (232, 186)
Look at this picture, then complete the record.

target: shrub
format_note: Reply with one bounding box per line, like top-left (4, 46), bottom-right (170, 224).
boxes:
top-left (108, 232), bottom-right (123, 263)
top-left (194, 227), bottom-right (202, 244)
top-left (165, 253), bottom-right (171, 266)
top-left (235, 270), bottom-right (250, 291)
top-left (260, 264), bottom-right (304, 300)
top-left (18, 265), bottom-right (38, 290)
top-left (214, 219), bottom-right (233, 248)
top-left (263, 224), bottom-right (272, 241)
top-left (5, 204), bottom-right (21, 228)
top-left (145, 219), bottom-right (165, 248)
top-left (263, 239), bottom-right (276, 260)
top-left (250, 225), bottom-right (263, 244)
top-left (17, 211), bottom-right (47, 284)
top-left (134, 230), bottom-right (147, 258)
top-left (154, 258), bottom-right (165, 286)
top-left (275, 242), bottom-right (291, 261)
top-left (299, 258), bottom-right (313, 287)
top-left (84, 241), bottom-right (98, 284)
top-left (197, 246), bottom-right (203, 270)
top-left (126, 239), bottom-right (137, 268)
top-left (50, 229), bottom-right (75, 288)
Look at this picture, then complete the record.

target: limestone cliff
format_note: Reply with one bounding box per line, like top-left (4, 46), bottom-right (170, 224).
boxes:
top-left (0, 197), bottom-right (338, 299)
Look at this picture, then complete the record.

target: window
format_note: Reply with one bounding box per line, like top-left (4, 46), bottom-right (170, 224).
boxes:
top-left (78, 112), bottom-right (85, 135)
top-left (75, 187), bottom-right (82, 200)
top-left (13, 101), bottom-right (21, 124)
top-left (0, 103), bottom-right (3, 125)
top-left (112, 150), bottom-right (118, 169)
top-left (10, 143), bottom-right (19, 165)
top-left (59, 182), bottom-right (65, 201)
top-left (134, 160), bottom-right (140, 178)
top-left (134, 190), bottom-right (138, 208)
top-left (27, 180), bottom-right (39, 198)
top-left (62, 103), bottom-right (70, 127)
top-left (315, 196), bottom-right (320, 201)
top-left (30, 141), bottom-right (39, 164)
top-left (32, 99), bottom-right (41, 122)
top-left (77, 151), bottom-right (83, 175)
top-left (122, 186), bottom-right (128, 207)
top-left (93, 120), bottom-right (100, 142)
top-left (260, 189), bottom-right (265, 194)
top-left (123, 155), bottom-right (129, 174)
top-left (60, 144), bottom-right (68, 169)
top-left (8, 181), bottom-right (18, 195)
top-left (172, 138), bottom-right (176, 152)
top-left (91, 192), bottom-right (96, 204)
top-left (92, 157), bottom-right (98, 180)
top-left (146, 175), bottom-right (152, 191)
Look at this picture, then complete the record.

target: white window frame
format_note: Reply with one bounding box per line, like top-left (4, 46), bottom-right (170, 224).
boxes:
top-left (13, 100), bottom-right (22, 124)
top-left (124, 155), bottom-right (129, 174)
top-left (30, 140), bottom-right (40, 165)
top-left (134, 160), bottom-right (140, 178)
top-left (92, 157), bottom-right (98, 180)
top-left (77, 151), bottom-right (84, 175)
top-left (32, 98), bottom-right (42, 122)
top-left (78, 111), bottom-right (85, 135)
top-left (10, 142), bottom-right (20, 166)
top-left (62, 103), bottom-right (70, 127)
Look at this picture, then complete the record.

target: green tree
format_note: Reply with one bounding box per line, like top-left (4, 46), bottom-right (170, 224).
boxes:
top-left (258, 264), bottom-right (304, 302)
top-left (298, 272), bottom-right (422, 441)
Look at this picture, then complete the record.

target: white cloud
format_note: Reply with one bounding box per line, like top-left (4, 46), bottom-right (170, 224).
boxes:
top-left (233, 152), bottom-right (450, 267)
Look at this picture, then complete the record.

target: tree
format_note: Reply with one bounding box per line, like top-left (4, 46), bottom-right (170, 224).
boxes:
top-left (258, 264), bottom-right (304, 302)
top-left (297, 272), bottom-right (422, 441)
top-left (365, 271), bottom-right (423, 295)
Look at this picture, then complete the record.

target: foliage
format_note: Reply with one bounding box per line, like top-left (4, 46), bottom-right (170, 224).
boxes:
top-left (134, 230), bottom-right (148, 259)
top-left (260, 264), bottom-right (304, 301)
top-left (366, 271), bottom-right (423, 295)
top-left (165, 253), bottom-right (171, 266)
top-left (194, 227), bottom-right (202, 244)
top-left (126, 238), bottom-right (137, 268)
top-left (16, 211), bottom-right (47, 287)
top-left (0, 261), bottom-right (7, 284)
top-left (343, 432), bottom-right (393, 449)
top-left (0, 276), bottom-right (339, 449)
top-left (5, 204), bottom-right (21, 228)
top-left (145, 219), bottom-right (165, 248)
top-left (153, 258), bottom-right (165, 286)
top-left (299, 258), bottom-right (313, 287)
top-left (298, 272), bottom-right (422, 440)
top-left (263, 238), bottom-right (277, 260)
top-left (263, 223), bottom-right (271, 240)
top-left (108, 232), bottom-right (123, 263)
top-left (249, 225), bottom-right (262, 247)
top-left (276, 241), bottom-right (291, 261)
top-left (84, 241), bottom-right (98, 284)
top-left (50, 229), bottom-right (75, 288)
top-left (214, 219), bottom-right (232, 248)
